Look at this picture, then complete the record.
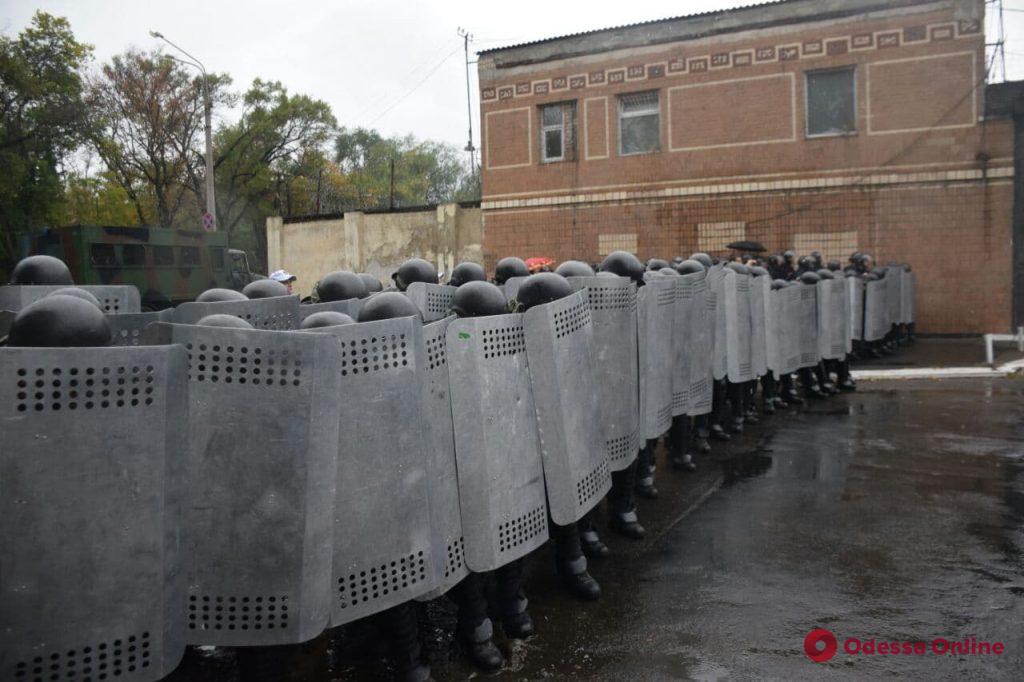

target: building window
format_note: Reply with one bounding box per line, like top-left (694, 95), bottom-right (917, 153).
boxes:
top-left (540, 102), bottom-right (576, 163)
top-left (152, 245), bottom-right (175, 266)
top-left (619, 91), bottom-right (660, 155)
top-left (180, 246), bottom-right (201, 266)
top-left (806, 67), bottom-right (856, 137)
top-left (122, 244), bottom-right (146, 266)
top-left (209, 246), bottom-right (225, 270)
top-left (89, 243), bottom-right (117, 267)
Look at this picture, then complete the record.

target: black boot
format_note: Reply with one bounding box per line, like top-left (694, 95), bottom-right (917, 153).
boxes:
top-left (553, 522), bottom-right (601, 601)
top-left (609, 461), bottom-right (646, 538)
top-left (578, 511), bottom-right (610, 559)
top-left (381, 602), bottom-right (432, 682)
top-left (448, 574), bottom-right (504, 672)
top-left (669, 415), bottom-right (696, 471)
top-left (635, 440), bottom-right (658, 498)
top-left (837, 358), bottom-right (856, 391)
top-left (495, 560), bottom-right (534, 638)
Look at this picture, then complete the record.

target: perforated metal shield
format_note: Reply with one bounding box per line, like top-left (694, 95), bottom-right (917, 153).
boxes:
top-left (107, 310), bottom-right (173, 346)
top-left (143, 323), bottom-right (342, 646)
top-left (501, 276), bottom-right (529, 302)
top-left (416, 316), bottom-right (469, 599)
top-left (765, 287), bottom-right (785, 374)
top-left (567, 276), bottom-right (640, 472)
top-left (298, 298), bottom-right (363, 322)
top-left (749, 274), bottom-right (769, 377)
top-left (863, 279), bottom-right (888, 342)
top-left (1, 345), bottom-right (187, 681)
top-left (724, 270), bottom-right (754, 382)
top-left (524, 291), bottom-right (612, 525)
top-left (405, 283), bottom-right (456, 322)
top-left (446, 314), bottom-right (550, 572)
top-left (0, 284), bottom-right (142, 314)
top-left (818, 279), bottom-right (847, 360)
top-left (669, 271), bottom-right (705, 417)
top-left (885, 268), bottom-right (902, 329)
top-left (0, 310), bottom-right (13, 339)
top-left (901, 271), bottom-right (915, 324)
top-left (637, 276), bottom-right (675, 437)
top-left (816, 278), bottom-right (835, 360)
top-left (847, 276), bottom-right (863, 343)
top-left (708, 265), bottom-right (727, 381)
top-left (173, 295), bottom-right (300, 329)
top-left (798, 285), bottom-right (819, 368)
top-left (777, 286), bottom-right (802, 375)
top-left (313, 317), bottom-right (438, 625)
top-left (687, 274), bottom-right (715, 416)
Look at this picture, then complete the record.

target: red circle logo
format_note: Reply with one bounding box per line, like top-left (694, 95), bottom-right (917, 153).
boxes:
top-left (804, 628), bottom-right (838, 662)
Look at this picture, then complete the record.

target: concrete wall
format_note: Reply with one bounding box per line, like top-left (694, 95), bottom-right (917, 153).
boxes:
top-left (265, 204), bottom-right (482, 298)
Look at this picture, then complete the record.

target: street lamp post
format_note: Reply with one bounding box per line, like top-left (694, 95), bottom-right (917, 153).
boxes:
top-left (150, 31), bottom-right (217, 231)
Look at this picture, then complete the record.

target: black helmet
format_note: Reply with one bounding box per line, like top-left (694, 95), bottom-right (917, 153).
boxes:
top-left (725, 262), bottom-right (750, 275)
top-left (849, 251), bottom-right (863, 263)
top-left (451, 281), bottom-right (508, 318)
top-left (555, 260), bottom-right (595, 277)
top-left (357, 273), bottom-right (383, 295)
top-left (300, 311), bottom-right (355, 329)
top-left (672, 256), bottom-right (685, 265)
top-left (689, 253), bottom-right (713, 269)
top-left (494, 256), bottom-right (529, 284)
top-left (783, 250), bottom-right (795, 262)
top-left (392, 258), bottom-right (437, 291)
top-left (316, 271), bottom-right (368, 302)
top-left (196, 287), bottom-right (248, 303)
top-left (242, 279), bottom-right (289, 299)
top-left (514, 272), bottom-right (572, 311)
top-left (675, 259), bottom-right (705, 275)
top-left (646, 258), bottom-right (670, 271)
top-left (827, 260), bottom-right (841, 271)
top-left (771, 279), bottom-right (788, 290)
top-left (357, 291), bottom-right (420, 322)
top-left (750, 266), bottom-right (769, 277)
top-left (810, 251), bottom-right (823, 267)
top-left (449, 262), bottom-right (486, 287)
top-left (817, 268), bottom-right (835, 280)
top-left (799, 271), bottom-right (821, 285)
top-left (658, 267), bottom-right (680, 276)
top-left (8, 294), bottom-right (111, 347)
top-left (9, 255), bottom-right (73, 285)
top-left (47, 287), bottom-right (101, 309)
top-left (599, 251), bottom-right (644, 283)
top-left (196, 314), bottom-right (254, 329)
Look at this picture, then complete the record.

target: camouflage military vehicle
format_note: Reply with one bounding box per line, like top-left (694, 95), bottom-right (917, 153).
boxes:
top-left (18, 225), bottom-right (260, 309)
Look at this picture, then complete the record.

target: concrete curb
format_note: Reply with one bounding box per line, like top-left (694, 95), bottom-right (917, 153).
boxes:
top-left (852, 358), bottom-right (1024, 381)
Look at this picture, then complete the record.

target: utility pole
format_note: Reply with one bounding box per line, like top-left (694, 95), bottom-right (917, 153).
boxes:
top-left (389, 157), bottom-right (396, 211)
top-left (457, 28), bottom-right (476, 174)
top-left (150, 30), bottom-right (217, 231)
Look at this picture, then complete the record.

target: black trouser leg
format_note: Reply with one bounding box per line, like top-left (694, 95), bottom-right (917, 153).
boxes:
top-left (669, 414), bottom-right (695, 470)
top-left (726, 381), bottom-right (745, 431)
top-left (635, 438), bottom-right (658, 497)
top-left (551, 520), bottom-right (601, 599)
top-left (494, 559), bottom-right (533, 638)
top-left (610, 460), bottom-right (638, 517)
top-left (379, 602), bottom-right (429, 681)
top-left (448, 573), bottom-right (491, 644)
top-left (710, 380), bottom-right (731, 440)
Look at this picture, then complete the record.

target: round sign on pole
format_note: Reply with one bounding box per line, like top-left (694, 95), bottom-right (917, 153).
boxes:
top-left (202, 212), bottom-right (215, 231)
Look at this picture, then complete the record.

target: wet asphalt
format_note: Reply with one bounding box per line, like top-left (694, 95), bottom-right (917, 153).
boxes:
top-left (169, 341), bottom-right (1024, 681)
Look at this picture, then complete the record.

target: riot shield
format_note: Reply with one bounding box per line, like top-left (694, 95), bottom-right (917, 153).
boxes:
top-left (524, 291), bottom-right (612, 526)
top-left (446, 313), bottom-right (550, 572)
top-left (749, 274), bottom-right (769, 378)
top-left (1, 345), bottom-right (187, 680)
top-left (765, 286), bottom-right (785, 375)
top-left (863, 279), bottom-right (888, 342)
top-left (798, 284), bottom-right (819, 368)
top-left (779, 285), bottom-right (802, 375)
top-left (405, 283), bottom-right (456, 322)
top-left (708, 265), bottom-right (727, 381)
top-left (847, 276), bottom-right (863, 344)
top-left (817, 279), bottom-right (846, 360)
top-left (298, 298), bottom-right (363, 322)
top-left (670, 271), bottom-right (706, 417)
top-left (567, 276), bottom-right (640, 471)
top-left (417, 316), bottom-right (469, 599)
top-left (687, 275), bottom-right (715, 416)
top-left (900, 270), bottom-right (915, 324)
top-left (108, 310), bottom-right (173, 346)
top-left (143, 323), bottom-right (342, 646)
top-left (173, 295), bottom-right (300, 329)
top-left (501, 276), bottom-right (529, 302)
top-left (637, 275), bottom-right (675, 438)
top-left (0, 284), bottom-right (141, 313)
top-left (885, 267), bottom-right (902, 330)
top-left (312, 316), bottom-right (439, 625)
top-left (830, 279), bottom-right (849, 359)
top-left (724, 270), bottom-right (754, 382)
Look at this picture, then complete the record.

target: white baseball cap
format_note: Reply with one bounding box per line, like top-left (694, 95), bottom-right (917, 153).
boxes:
top-left (270, 269), bottom-right (296, 283)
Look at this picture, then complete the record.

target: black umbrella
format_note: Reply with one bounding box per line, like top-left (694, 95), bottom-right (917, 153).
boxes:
top-left (726, 240), bottom-right (766, 253)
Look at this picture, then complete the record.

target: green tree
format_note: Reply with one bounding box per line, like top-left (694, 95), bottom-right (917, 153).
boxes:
top-left (0, 11), bottom-right (92, 269)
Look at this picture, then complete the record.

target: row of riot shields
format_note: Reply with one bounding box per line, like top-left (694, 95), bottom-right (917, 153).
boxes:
top-left (0, 282), bottom-right (624, 680)
top-left (858, 266), bottom-right (915, 342)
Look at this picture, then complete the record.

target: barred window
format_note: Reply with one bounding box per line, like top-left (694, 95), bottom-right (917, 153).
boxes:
top-left (540, 102), bottom-right (576, 163)
top-left (806, 67), bottom-right (856, 137)
top-left (619, 91), bottom-right (660, 155)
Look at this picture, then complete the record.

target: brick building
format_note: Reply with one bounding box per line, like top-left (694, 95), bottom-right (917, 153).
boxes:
top-left (477, 0), bottom-right (1022, 334)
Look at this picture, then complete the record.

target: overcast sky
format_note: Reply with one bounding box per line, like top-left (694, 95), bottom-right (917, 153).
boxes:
top-left (4, 0), bottom-right (1024, 151)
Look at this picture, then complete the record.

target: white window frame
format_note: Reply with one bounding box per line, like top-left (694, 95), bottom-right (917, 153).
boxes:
top-left (540, 103), bottom-right (568, 163)
top-left (618, 90), bottom-right (661, 156)
top-left (805, 66), bottom-right (858, 138)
